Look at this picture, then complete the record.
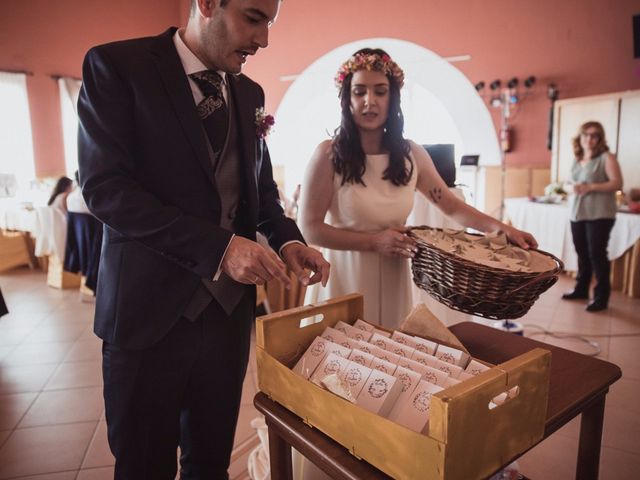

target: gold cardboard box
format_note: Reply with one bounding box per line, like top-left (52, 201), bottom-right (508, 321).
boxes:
top-left (256, 294), bottom-right (550, 480)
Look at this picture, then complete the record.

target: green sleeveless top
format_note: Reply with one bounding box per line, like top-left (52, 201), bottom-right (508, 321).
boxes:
top-left (570, 152), bottom-right (617, 222)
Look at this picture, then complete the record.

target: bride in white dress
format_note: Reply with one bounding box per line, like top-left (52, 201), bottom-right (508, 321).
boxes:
top-left (294, 48), bottom-right (537, 480)
top-left (299, 48), bottom-right (537, 330)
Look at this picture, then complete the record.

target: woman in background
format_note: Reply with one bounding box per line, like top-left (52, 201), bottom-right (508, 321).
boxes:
top-left (0, 287), bottom-right (8, 318)
top-left (47, 176), bottom-right (73, 211)
top-left (562, 121), bottom-right (622, 312)
top-left (299, 48), bottom-right (536, 329)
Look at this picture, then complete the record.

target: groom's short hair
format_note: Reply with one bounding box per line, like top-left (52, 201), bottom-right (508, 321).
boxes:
top-left (191, 0), bottom-right (232, 17)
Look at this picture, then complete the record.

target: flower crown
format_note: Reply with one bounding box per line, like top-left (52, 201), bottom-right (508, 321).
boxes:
top-left (334, 52), bottom-right (405, 90)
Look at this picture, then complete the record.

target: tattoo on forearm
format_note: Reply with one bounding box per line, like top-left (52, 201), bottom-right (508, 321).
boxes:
top-left (429, 187), bottom-right (443, 204)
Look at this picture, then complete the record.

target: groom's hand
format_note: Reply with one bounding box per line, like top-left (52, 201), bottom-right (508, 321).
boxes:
top-left (221, 236), bottom-right (291, 287)
top-left (281, 243), bottom-right (330, 287)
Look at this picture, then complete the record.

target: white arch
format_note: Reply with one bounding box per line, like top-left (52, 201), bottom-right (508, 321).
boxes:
top-left (268, 38), bottom-right (500, 197)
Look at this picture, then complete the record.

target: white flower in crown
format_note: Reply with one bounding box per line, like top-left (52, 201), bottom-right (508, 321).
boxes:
top-left (255, 107), bottom-right (275, 139)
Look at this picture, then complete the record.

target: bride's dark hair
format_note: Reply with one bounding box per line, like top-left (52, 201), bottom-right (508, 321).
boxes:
top-left (332, 48), bottom-right (412, 186)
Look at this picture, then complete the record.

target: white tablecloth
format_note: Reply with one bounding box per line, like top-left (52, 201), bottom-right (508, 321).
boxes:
top-left (0, 198), bottom-right (37, 233)
top-left (504, 197), bottom-right (640, 272)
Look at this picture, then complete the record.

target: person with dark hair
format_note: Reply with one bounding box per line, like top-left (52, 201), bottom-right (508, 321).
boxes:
top-left (562, 121), bottom-right (623, 312)
top-left (77, 0), bottom-right (328, 478)
top-left (47, 176), bottom-right (72, 208)
top-left (0, 287), bottom-right (8, 318)
top-left (300, 48), bottom-right (536, 328)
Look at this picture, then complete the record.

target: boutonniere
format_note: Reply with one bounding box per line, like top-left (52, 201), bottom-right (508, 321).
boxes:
top-left (255, 107), bottom-right (275, 139)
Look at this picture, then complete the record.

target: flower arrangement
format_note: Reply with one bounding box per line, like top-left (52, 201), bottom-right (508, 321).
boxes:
top-left (531, 182), bottom-right (568, 203)
top-left (334, 52), bottom-right (405, 90)
top-left (543, 182), bottom-right (567, 197)
top-left (255, 107), bottom-right (275, 138)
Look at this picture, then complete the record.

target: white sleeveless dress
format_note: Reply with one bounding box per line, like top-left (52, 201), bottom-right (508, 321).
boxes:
top-left (310, 152), bottom-right (418, 329)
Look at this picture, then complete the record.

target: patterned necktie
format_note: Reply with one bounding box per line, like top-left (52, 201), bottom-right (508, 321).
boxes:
top-left (190, 70), bottom-right (229, 155)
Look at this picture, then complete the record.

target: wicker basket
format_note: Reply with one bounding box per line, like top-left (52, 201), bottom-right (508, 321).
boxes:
top-left (410, 226), bottom-right (564, 320)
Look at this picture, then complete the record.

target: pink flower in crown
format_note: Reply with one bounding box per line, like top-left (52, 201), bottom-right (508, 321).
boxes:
top-left (255, 107), bottom-right (275, 138)
top-left (334, 52), bottom-right (405, 91)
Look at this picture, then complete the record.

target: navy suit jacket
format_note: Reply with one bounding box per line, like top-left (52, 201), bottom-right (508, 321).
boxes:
top-left (78, 28), bottom-right (304, 349)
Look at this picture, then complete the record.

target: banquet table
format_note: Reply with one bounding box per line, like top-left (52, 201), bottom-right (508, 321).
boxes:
top-left (0, 198), bottom-right (38, 233)
top-left (504, 197), bottom-right (640, 297)
top-left (0, 198), bottom-right (39, 272)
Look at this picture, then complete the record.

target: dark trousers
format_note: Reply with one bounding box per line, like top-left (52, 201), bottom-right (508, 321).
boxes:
top-left (102, 293), bottom-right (254, 480)
top-left (570, 218), bottom-right (615, 303)
top-left (64, 212), bottom-right (103, 292)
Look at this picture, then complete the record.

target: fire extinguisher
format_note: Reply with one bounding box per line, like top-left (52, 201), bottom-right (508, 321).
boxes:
top-left (500, 125), bottom-right (513, 152)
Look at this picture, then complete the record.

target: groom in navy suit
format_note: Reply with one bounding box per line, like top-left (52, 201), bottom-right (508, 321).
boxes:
top-left (78, 1), bottom-right (329, 478)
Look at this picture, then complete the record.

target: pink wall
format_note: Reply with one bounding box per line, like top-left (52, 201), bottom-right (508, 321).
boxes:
top-left (243, 0), bottom-right (640, 167)
top-left (1, 0), bottom-right (638, 175)
top-left (0, 0), bottom-right (183, 177)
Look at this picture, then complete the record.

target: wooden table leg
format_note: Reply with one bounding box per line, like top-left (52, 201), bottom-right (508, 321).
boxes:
top-left (576, 394), bottom-right (606, 480)
top-left (267, 422), bottom-right (293, 480)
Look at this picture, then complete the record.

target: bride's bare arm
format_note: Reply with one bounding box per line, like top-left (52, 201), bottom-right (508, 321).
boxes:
top-left (411, 141), bottom-right (537, 248)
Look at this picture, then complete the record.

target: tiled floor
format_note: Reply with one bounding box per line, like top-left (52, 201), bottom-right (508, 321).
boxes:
top-left (1, 267), bottom-right (639, 479)
top-left (0, 268), bottom-right (260, 480)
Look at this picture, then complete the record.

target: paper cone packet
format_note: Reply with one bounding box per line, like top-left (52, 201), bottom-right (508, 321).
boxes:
top-left (412, 336), bottom-right (439, 355)
top-left (386, 338), bottom-right (416, 359)
top-left (348, 349), bottom-right (375, 368)
top-left (410, 349), bottom-right (438, 368)
top-left (370, 332), bottom-right (393, 350)
top-left (396, 356), bottom-right (432, 377)
top-left (400, 303), bottom-right (469, 355)
top-left (353, 318), bottom-right (376, 332)
top-left (329, 343), bottom-right (353, 359)
top-left (431, 357), bottom-right (464, 378)
top-left (354, 339), bottom-right (374, 354)
top-left (321, 327), bottom-right (357, 350)
top-left (320, 326), bottom-right (349, 345)
top-left (435, 344), bottom-right (470, 368)
top-left (292, 336), bottom-right (331, 379)
top-left (390, 330), bottom-right (419, 349)
top-left (340, 361), bottom-right (373, 399)
top-left (372, 328), bottom-right (392, 338)
top-left (465, 359), bottom-right (491, 376)
top-left (310, 353), bottom-right (350, 386)
top-left (443, 376), bottom-right (462, 388)
top-left (320, 374), bottom-right (356, 403)
top-left (370, 356), bottom-right (397, 376)
top-left (369, 345), bottom-right (402, 365)
top-left (356, 369), bottom-right (403, 417)
top-left (388, 366), bottom-right (422, 421)
top-left (335, 320), bottom-right (373, 342)
top-left (390, 380), bottom-right (444, 432)
top-left (421, 364), bottom-right (450, 387)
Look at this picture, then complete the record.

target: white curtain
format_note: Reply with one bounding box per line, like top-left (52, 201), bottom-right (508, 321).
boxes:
top-left (0, 71), bottom-right (36, 191)
top-left (58, 76), bottom-right (82, 177)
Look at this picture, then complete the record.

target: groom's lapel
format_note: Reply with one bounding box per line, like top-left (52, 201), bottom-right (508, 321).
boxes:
top-left (228, 76), bottom-right (259, 204)
top-left (151, 28), bottom-right (216, 187)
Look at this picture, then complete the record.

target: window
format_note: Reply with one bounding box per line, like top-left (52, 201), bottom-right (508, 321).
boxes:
top-left (0, 71), bottom-right (35, 192)
top-left (58, 77), bottom-right (83, 177)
